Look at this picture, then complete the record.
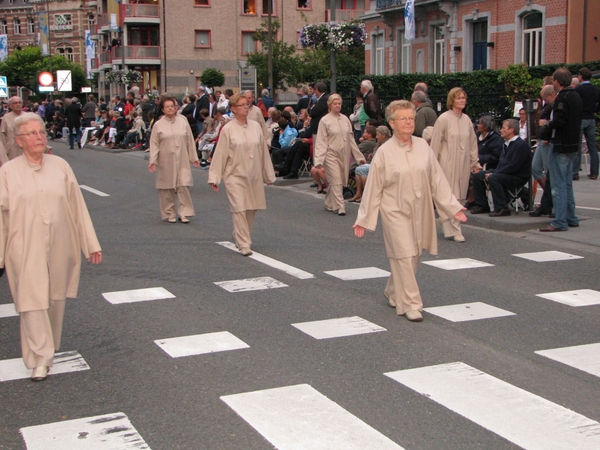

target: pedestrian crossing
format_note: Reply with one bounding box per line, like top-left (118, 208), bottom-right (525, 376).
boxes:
top-left (1, 242), bottom-right (599, 448)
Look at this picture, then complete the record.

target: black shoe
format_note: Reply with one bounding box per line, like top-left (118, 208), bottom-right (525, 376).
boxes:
top-left (529, 209), bottom-right (549, 217)
top-left (77, 142), bottom-right (81, 149)
top-left (464, 201), bottom-right (474, 210)
top-left (470, 205), bottom-right (491, 214)
top-left (489, 208), bottom-right (511, 217)
top-left (283, 173), bottom-right (298, 179)
top-left (273, 164), bottom-right (286, 171)
top-left (573, 174), bottom-right (579, 180)
top-left (310, 182), bottom-right (318, 188)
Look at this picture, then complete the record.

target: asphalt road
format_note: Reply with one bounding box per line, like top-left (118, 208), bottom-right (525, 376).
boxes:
top-left (1, 142), bottom-right (599, 449)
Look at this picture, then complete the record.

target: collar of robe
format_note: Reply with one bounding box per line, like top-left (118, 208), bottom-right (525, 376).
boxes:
top-left (234, 118), bottom-right (248, 127)
top-left (23, 153), bottom-right (43, 170)
top-left (392, 134), bottom-right (413, 151)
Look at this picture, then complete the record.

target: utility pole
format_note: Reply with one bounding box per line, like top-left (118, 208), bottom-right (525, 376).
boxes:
top-left (267, 0), bottom-right (273, 100)
top-left (329, 3), bottom-right (336, 94)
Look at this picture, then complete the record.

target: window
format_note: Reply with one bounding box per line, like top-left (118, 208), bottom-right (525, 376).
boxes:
top-left (14, 18), bottom-right (21, 35)
top-left (333, 0), bottom-right (364, 9)
top-left (242, 31), bottom-right (257, 55)
top-left (399, 31), bottom-right (411, 73)
top-left (522, 12), bottom-right (542, 66)
top-left (88, 14), bottom-right (95, 28)
top-left (262, 0), bottom-right (276, 15)
top-left (372, 32), bottom-right (384, 75)
top-left (195, 30), bottom-right (211, 48)
top-left (57, 46), bottom-right (73, 61)
top-left (433, 25), bottom-right (445, 74)
top-left (297, 0), bottom-right (310, 9)
top-left (195, 0), bottom-right (210, 5)
top-left (27, 17), bottom-right (35, 34)
top-left (0, 20), bottom-right (6, 35)
top-left (243, 0), bottom-right (256, 14)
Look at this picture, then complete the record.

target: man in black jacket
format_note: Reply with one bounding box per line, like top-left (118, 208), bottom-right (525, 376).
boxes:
top-left (194, 86), bottom-right (210, 135)
top-left (470, 119), bottom-right (532, 217)
top-left (65, 97), bottom-right (83, 149)
top-left (574, 67), bottom-right (599, 179)
top-left (538, 68), bottom-right (583, 232)
top-left (306, 81), bottom-right (329, 137)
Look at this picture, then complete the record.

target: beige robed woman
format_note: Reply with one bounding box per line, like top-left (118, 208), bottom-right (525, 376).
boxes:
top-left (354, 101), bottom-right (466, 322)
top-left (313, 94), bottom-right (365, 216)
top-left (0, 113), bottom-right (102, 380)
top-left (149, 96), bottom-right (200, 223)
top-left (208, 93), bottom-right (276, 256)
top-left (429, 87), bottom-right (480, 242)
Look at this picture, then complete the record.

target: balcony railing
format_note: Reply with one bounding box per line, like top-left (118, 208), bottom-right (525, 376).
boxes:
top-left (97, 14), bottom-right (112, 29)
top-left (376, 0), bottom-right (404, 9)
top-left (326, 9), bottom-right (365, 21)
top-left (113, 45), bottom-right (160, 61)
top-left (99, 51), bottom-right (112, 65)
top-left (123, 4), bottom-right (159, 19)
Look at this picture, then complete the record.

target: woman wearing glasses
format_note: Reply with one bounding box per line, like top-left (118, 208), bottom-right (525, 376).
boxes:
top-left (0, 113), bottom-right (102, 381)
top-left (148, 95), bottom-right (200, 223)
top-left (429, 87), bottom-right (480, 242)
top-left (354, 100), bottom-right (466, 322)
top-left (208, 93), bottom-right (275, 256)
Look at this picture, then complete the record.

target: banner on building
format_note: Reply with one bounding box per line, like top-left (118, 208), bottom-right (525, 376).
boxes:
top-left (0, 35), bottom-right (7, 62)
top-left (85, 30), bottom-right (95, 79)
top-left (37, 12), bottom-right (49, 55)
top-left (405, 0), bottom-right (415, 40)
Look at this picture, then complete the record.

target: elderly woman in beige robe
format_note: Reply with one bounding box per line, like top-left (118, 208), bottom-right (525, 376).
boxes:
top-left (354, 101), bottom-right (466, 322)
top-left (429, 87), bottom-right (480, 242)
top-left (149, 96), bottom-right (200, 223)
top-left (313, 94), bottom-right (365, 216)
top-left (208, 93), bottom-right (276, 256)
top-left (0, 113), bottom-right (102, 381)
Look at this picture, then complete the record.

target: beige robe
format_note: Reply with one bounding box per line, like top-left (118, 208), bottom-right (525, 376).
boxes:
top-left (208, 119), bottom-right (276, 213)
top-left (0, 111), bottom-right (23, 165)
top-left (355, 136), bottom-right (463, 259)
top-left (429, 110), bottom-right (479, 201)
top-left (247, 104), bottom-right (271, 144)
top-left (149, 114), bottom-right (198, 189)
top-left (0, 155), bottom-right (101, 312)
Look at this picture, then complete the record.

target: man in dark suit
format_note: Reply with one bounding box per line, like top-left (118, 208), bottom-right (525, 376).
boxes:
top-left (194, 86), bottom-right (210, 134)
top-left (65, 97), bottom-right (83, 149)
top-left (470, 118), bottom-right (532, 217)
top-left (305, 81), bottom-right (329, 137)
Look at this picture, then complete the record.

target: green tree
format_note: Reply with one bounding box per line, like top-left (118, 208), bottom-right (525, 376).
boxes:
top-left (0, 46), bottom-right (89, 94)
top-left (200, 68), bottom-right (225, 89)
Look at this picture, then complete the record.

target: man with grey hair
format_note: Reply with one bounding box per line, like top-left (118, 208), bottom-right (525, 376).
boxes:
top-left (470, 118), bottom-right (532, 217)
top-left (0, 96), bottom-right (24, 164)
top-left (194, 85), bottom-right (210, 134)
top-left (411, 90), bottom-right (437, 137)
top-left (243, 90), bottom-right (270, 143)
top-left (360, 79), bottom-right (383, 123)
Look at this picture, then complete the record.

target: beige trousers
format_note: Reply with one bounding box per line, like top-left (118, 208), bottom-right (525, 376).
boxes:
top-left (158, 187), bottom-right (195, 220)
top-left (384, 255), bottom-right (423, 315)
top-left (437, 209), bottom-right (462, 238)
top-left (20, 300), bottom-right (66, 369)
top-left (324, 184), bottom-right (345, 213)
top-left (232, 210), bottom-right (256, 249)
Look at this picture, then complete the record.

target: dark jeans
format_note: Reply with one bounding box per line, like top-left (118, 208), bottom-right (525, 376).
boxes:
top-left (473, 170), bottom-right (527, 211)
top-left (68, 126), bottom-right (81, 148)
top-left (277, 140), bottom-right (310, 176)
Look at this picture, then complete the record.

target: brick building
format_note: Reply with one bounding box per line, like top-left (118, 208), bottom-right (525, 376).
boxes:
top-left (362, 0), bottom-right (600, 75)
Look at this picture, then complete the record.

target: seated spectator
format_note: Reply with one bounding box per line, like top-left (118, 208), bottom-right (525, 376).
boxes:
top-left (349, 125), bottom-right (391, 203)
top-left (120, 111), bottom-right (146, 148)
top-left (275, 115), bottom-right (313, 179)
top-left (349, 91), bottom-right (364, 144)
top-left (470, 118), bottom-right (532, 217)
top-left (111, 112), bottom-right (129, 148)
top-left (197, 107), bottom-right (226, 160)
top-left (271, 118), bottom-right (298, 165)
top-left (358, 125), bottom-right (377, 158)
top-left (266, 108), bottom-right (281, 135)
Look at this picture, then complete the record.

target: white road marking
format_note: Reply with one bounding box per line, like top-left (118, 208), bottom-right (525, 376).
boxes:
top-left (536, 289), bottom-right (600, 307)
top-left (155, 331), bottom-right (249, 358)
top-left (513, 251), bottom-right (584, 262)
top-left (20, 412), bottom-right (150, 449)
top-left (422, 258), bottom-right (494, 270)
top-left (577, 206), bottom-right (600, 211)
top-left (385, 362), bottom-right (600, 450)
top-left (292, 316), bottom-right (386, 340)
top-left (221, 384), bottom-right (404, 450)
top-left (102, 287), bottom-right (175, 304)
top-left (79, 185), bottom-right (110, 197)
top-left (536, 343), bottom-right (600, 378)
top-left (424, 302), bottom-right (516, 322)
top-left (215, 276), bottom-right (287, 293)
top-left (217, 241), bottom-right (314, 279)
top-left (0, 303), bottom-right (17, 318)
top-left (325, 266), bottom-right (390, 280)
top-left (0, 351), bottom-right (89, 382)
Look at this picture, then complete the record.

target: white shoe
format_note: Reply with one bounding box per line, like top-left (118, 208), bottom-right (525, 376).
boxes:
top-left (384, 291), bottom-right (396, 308)
top-left (179, 216), bottom-right (189, 223)
top-left (405, 310), bottom-right (423, 322)
top-left (240, 247), bottom-right (253, 256)
top-left (453, 234), bottom-right (465, 243)
top-left (31, 366), bottom-right (49, 381)
top-left (167, 217), bottom-right (177, 223)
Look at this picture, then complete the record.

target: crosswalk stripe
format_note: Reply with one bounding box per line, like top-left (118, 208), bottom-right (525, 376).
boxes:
top-left (536, 343), bottom-right (600, 378)
top-left (536, 289), bottom-right (600, 307)
top-left (20, 412), bottom-right (150, 449)
top-left (292, 316), bottom-right (386, 339)
top-left (385, 362), bottom-right (600, 450)
top-left (325, 266), bottom-right (390, 280)
top-left (217, 241), bottom-right (314, 279)
top-left (102, 287), bottom-right (175, 304)
top-left (424, 302), bottom-right (515, 322)
top-left (214, 276), bottom-right (287, 293)
top-left (421, 258), bottom-right (494, 270)
top-left (155, 331), bottom-right (249, 358)
top-left (79, 185), bottom-right (110, 197)
top-left (0, 351), bottom-right (89, 382)
top-left (0, 303), bottom-right (18, 318)
top-left (221, 384), bottom-right (404, 450)
top-left (513, 251), bottom-right (583, 262)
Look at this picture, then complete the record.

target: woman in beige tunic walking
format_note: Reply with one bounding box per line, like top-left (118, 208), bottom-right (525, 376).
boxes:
top-left (353, 101), bottom-right (466, 322)
top-left (149, 96), bottom-right (200, 223)
top-left (429, 87), bottom-right (480, 242)
top-left (313, 94), bottom-right (365, 216)
top-left (0, 113), bottom-right (102, 381)
top-left (208, 93), bottom-right (276, 256)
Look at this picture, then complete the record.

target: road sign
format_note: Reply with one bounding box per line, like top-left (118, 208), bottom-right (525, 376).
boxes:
top-left (39, 86), bottom-right (55, 92)
top-left (39, 72), bottom-right (53, 86)
top-left (56, 70), bottom-right (72, 92)
top-left (0, 76), bottom-right (7, 97)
